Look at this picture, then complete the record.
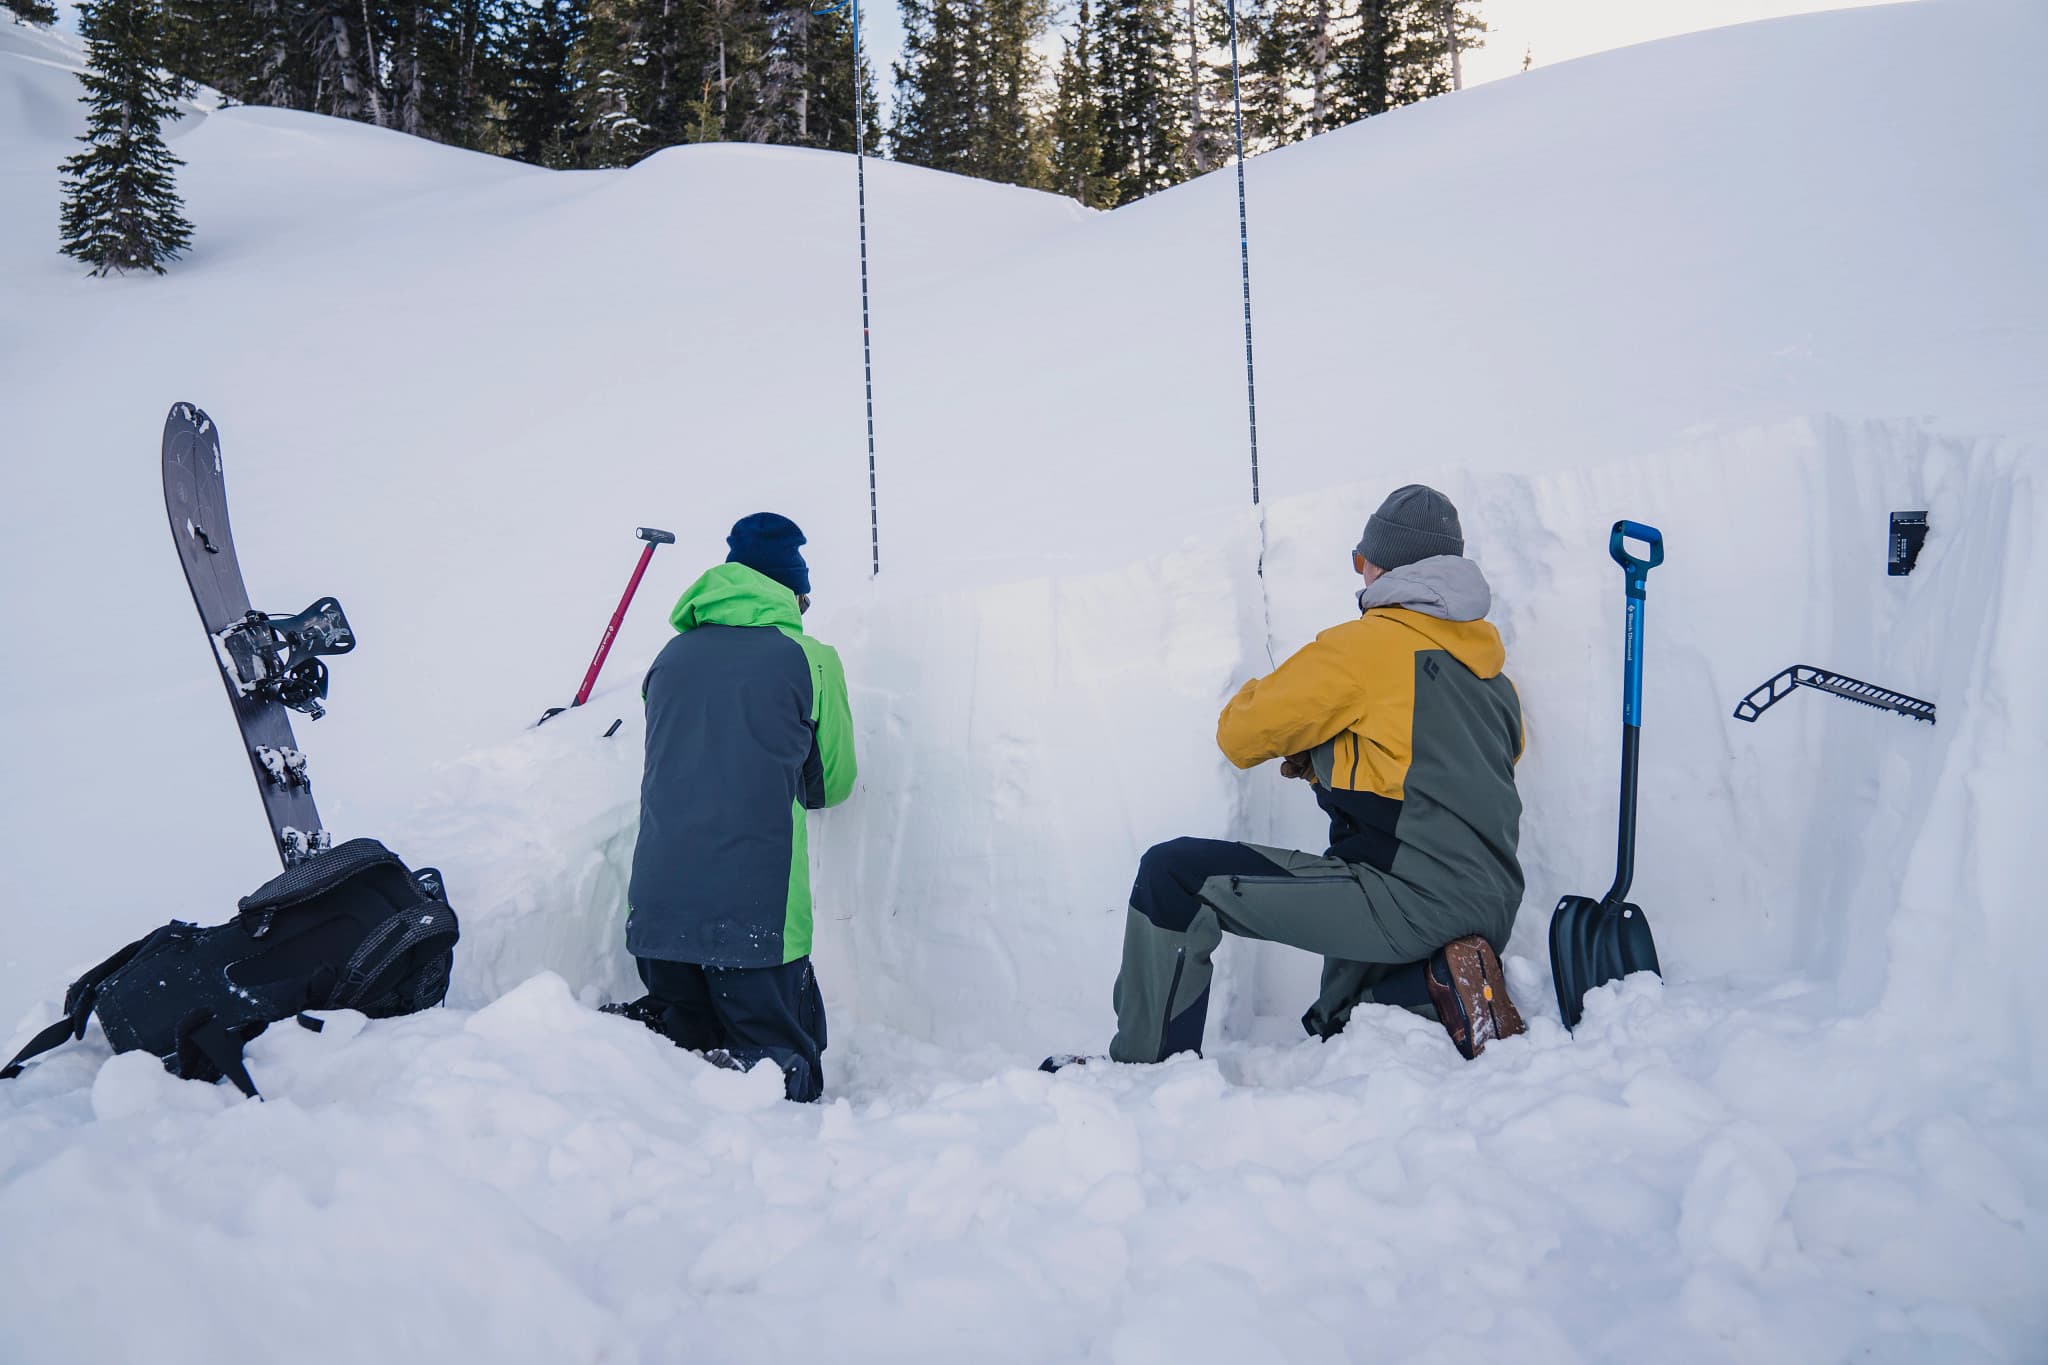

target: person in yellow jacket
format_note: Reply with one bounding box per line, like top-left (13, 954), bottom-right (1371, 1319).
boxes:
top-left (1047, 485), bottom-right (1529, 1071)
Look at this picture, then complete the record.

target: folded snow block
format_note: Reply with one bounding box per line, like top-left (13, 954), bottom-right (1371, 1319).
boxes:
top-left (2, 838), bottom-right (458, 1098)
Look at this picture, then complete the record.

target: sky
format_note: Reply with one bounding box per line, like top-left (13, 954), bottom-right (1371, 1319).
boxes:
top-left (1457, 0), bottom-right (1903, 85)
top-left (859, 0), bottom-right (1904, 115)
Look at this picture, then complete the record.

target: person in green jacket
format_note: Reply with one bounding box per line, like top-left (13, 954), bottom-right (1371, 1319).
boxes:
top-left (606, 513), bottom-right (857, 1101)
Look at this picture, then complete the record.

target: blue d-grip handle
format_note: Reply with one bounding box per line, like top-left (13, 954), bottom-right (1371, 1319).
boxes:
top-left (1610, 520), bottom-right (1664, 597)
top-left (1610, 520), bottom-right (1662, 728)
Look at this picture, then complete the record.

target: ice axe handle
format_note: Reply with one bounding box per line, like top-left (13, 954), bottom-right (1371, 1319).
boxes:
top-left (570, 533), bottom-right (670, 709)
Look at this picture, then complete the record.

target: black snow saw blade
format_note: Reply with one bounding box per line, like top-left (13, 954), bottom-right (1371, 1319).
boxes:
top-left (1732, 666), bottom-right (1934, 725)
top-left (1551, 521), bottom-right (1666, 1032)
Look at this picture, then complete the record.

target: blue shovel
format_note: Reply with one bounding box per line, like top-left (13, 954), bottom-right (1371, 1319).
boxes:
top-left (1550, 521), bottom-right (1665, 1030)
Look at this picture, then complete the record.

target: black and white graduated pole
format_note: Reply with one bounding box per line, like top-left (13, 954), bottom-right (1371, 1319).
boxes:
top-left (1225, 0), bottom-right (1276, 667)
top-left (1225, 0), bottom-right (1262, 514)
top-left (852, 0), bottom-right (882, 577)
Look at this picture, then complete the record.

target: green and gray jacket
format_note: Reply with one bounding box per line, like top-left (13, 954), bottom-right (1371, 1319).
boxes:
top-left (626, 564), bottom-right (856, 968)
top-left (1217, 555), bottom-right (1526, 951)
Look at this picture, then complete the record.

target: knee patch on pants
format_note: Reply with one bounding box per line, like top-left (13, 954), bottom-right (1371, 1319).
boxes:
top-left (1130, 837), bottom-right (1288, 933)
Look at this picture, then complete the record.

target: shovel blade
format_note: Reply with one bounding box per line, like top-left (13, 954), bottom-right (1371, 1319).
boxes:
top-left (1549, 894), bottom-right (1661, 1031)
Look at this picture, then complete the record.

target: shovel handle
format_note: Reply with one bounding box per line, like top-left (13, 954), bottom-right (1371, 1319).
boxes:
top-left (1610, 521), bottom-right (1664, 599)
top-left (1605, 519), bottom-right (1663, 904)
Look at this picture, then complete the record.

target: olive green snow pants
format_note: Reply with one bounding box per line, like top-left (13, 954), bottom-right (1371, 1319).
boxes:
top-left (1108, 837), bottom-right (1455, 1064)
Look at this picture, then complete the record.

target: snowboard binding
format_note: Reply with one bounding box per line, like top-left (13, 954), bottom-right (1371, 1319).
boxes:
top-left (212, 597), bottom-right (356, 719)
top-left (255, 745), bottom-right (310, 790)
top-left (278, 827), bottom-right (333, 866)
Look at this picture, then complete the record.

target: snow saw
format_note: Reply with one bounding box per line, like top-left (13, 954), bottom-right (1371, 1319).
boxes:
top-left (1550, 520), bottom-right (1665, 1030)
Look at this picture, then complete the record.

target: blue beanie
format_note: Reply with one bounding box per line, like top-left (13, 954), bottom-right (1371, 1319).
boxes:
top-left (725, 513), bottom-right (810, 596)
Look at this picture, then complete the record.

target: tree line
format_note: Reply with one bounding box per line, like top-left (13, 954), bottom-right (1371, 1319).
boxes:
top-left (15, 0), bottom-right (1480, 273)
top-left (907, 0), bottom-right (1479, 207)
top-left (132, 0), bottom-right (880, 164)
top-left (17, 0), bottom-right (1477, 180)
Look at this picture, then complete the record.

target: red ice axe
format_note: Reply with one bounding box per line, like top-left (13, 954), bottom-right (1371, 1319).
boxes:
top-left (537, 527), bottom-right (674, 726)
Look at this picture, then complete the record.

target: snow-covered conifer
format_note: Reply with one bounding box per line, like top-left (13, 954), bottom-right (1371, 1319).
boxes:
top-left (58, 0), bottom-right (195, 276)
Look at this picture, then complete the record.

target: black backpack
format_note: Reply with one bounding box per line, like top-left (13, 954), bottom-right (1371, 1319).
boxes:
top-left (2, 838), bottom-right (459, 1099)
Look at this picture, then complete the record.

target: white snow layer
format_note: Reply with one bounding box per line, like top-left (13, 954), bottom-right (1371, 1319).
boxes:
top-left (3, 2), bottom-right (2047, 1361)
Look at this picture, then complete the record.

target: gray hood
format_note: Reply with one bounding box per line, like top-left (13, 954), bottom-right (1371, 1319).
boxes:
top-left (1356, 555), bottom-right (1493, 622)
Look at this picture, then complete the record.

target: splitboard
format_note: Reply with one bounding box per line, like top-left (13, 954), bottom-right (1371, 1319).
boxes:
top-left (162, 403), bottom-right (356, 867)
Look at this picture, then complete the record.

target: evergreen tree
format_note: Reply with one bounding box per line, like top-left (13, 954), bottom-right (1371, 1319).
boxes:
top-left (1327, 0), bottom-right (1479, 124)
top-left (890, 0), bottom-right (973, 172)
top-left (744, 0), bottom-right (809, 142)
top-left (5, 0), bottom-right (60, 26)
top-left (157, 0), bottom-right (291, 109)
top-left (743, 1), bottom-right (874, 149)
top-left (1091, 0), bottom-right (1185, 203)
top-left (642, 0), bottom-right (713, 146)
top-left (504, 0), bottom-right (586, 163)
top-left (1173, 0), bottom-right (1220, 176)
top-left (968, 0), bottom-right (1049, 186)
top-left (1222, 0), bottom-right (1306, 151)
top-left (1048, 0), bottom-right (1108, 206)
top-left (808, 4), bottom-right (880, 153)
top-left (59, 0), bottom-right (195, 275)
top-left (693, 0), bottom-right (766, 142)
top-left (569, 0), bottom-right (653, 162)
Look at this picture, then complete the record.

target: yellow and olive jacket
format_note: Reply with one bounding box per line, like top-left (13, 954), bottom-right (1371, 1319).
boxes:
top-left (1217, 555), bottom-right (1525, 948)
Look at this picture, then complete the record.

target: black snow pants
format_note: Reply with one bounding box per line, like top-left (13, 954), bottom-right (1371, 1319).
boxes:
top-left (636, 955), bottom-right (828, 1102)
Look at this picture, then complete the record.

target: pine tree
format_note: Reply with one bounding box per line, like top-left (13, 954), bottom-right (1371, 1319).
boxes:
top-left (504, 0), bottom-right (586, 163)
top-left (741, 1), bottom-right (873, 150)
top-left (569, 0), bottom-right (652, 163)
top-left (1048, 0), bottom-right (1108, 205)
top-left (394, 0), bottom-right (509, 147)
top-left (5, 0), bottom-right (60, 26)
top-left (805, 3), bottom-right (879, 153)
top-left (968, 0), bottom-right (1048, 186)
top-left (1091, 0), bottom-right (1186, 203)
top-left (890, 0), bottom-right (974, 172)
top-left (1223, 0), bottom-right (1306, 151)
top-left (1328, 0), bottom-right (1479, 124)
top-left (1170, 0), bottom-right (1211, 176)
top-left (642, 0), bottom-right (712, 146)
top-left (694, 0), bottom-right (766, 142)
top-left (59, 0), bottom-right (195, 275)
top-left (744, 0), bottom-right (810, 142)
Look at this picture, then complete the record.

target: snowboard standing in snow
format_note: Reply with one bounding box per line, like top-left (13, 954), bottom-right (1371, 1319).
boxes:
top-left (162, 403), bottom-right (355, 867)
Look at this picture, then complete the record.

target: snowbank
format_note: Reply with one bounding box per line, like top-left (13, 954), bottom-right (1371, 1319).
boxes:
top-left (1, 965), bottom-right (2041, 1363)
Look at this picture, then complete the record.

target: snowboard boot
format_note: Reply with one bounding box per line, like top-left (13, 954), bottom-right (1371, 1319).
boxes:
top-left (1039, 1054), bottom-right (1099, 1074)
top-left (600, 996), bottom-right (670, 1034)
top-left (1424, 936), bottom-right (1526, 1059)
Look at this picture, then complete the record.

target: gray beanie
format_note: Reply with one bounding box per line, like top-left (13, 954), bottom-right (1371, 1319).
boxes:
top-left (1356, 484), bottom-right (1464, 571)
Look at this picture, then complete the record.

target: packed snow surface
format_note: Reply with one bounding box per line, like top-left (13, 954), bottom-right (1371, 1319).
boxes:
top-left (3, 2), bottom-right (2046, 1360)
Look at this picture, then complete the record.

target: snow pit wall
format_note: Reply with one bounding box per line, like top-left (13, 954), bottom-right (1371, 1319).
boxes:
top-left (422, 418), bottom-right (2039, 1072)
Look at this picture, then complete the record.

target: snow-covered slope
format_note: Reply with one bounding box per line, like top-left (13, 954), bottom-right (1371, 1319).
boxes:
top-left (3, 3), bottom-right (2045, 1360)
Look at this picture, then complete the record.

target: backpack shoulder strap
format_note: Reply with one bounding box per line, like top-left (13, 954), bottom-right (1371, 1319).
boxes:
top-left (0, 1015), bottom-right (85, 1080)
top-left (174, 1012), bottom-right (262, 1100)
top-left (1, 922), bottom-right (190, 1080)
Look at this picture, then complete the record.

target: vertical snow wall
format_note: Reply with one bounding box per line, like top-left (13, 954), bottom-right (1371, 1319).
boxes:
top-left (426, 418), bottom-right (2042, 1074)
